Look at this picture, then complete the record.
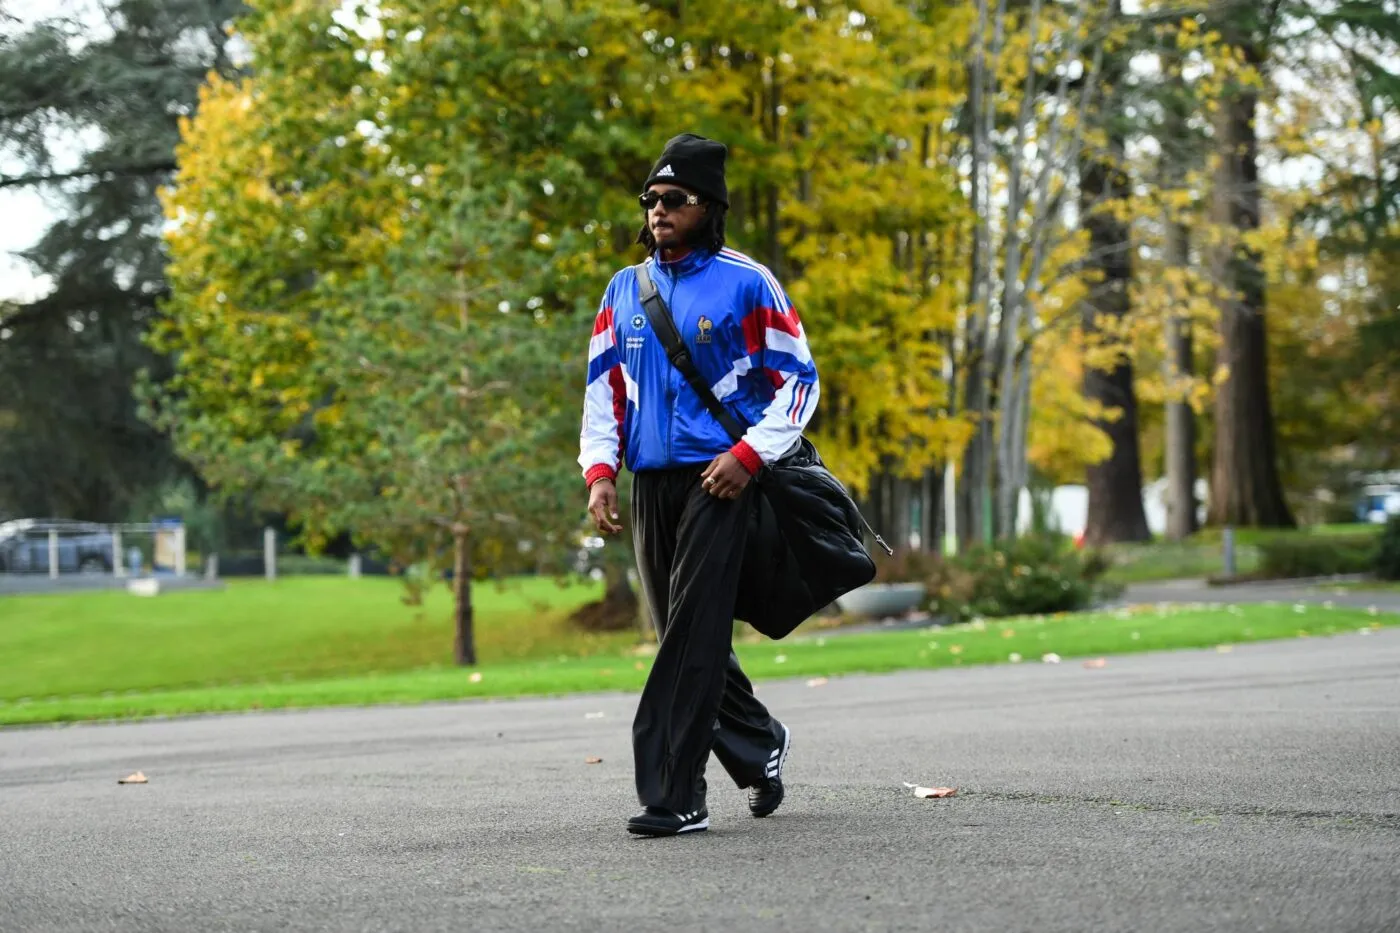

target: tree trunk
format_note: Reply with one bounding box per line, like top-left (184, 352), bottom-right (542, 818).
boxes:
top-left (959, 370), bottom-right (993, 547)
top-left (1161, 49), bottom-right (1198, 542)
top-left (892, 476), bottom-right (912, 552)
top-left (921, 468), bottom-right (942, 554)
top-left (1008, 338), bottom-right (1034, 533)
top-left (1163, 221), bottom-right (1198, 540)
top-left (1079, 69), bottom-right (1151, 546)
top-left (960, 2), bottom-right (995, 549)
top-left (452, 527), bottom-right (476, 666)
top-left (1207, 79), bottom-right (1295, 528)
top-left (1164, 315), bottom-right (1198, 540)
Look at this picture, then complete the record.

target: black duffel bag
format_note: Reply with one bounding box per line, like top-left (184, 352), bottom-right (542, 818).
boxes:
top-left (634, 263), bottom-right (890, 639)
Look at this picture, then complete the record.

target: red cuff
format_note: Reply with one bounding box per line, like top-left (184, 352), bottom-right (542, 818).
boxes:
top-left (730, 440), bottom-right (763, 476)
top-left (584, 464), bottom-right (617, 488)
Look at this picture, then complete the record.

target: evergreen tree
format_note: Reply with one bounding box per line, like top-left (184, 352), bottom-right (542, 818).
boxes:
top-left (0, 0), bottom-right (243, 519)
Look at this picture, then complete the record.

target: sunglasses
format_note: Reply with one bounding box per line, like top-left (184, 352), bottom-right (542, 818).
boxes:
top-left (639, 190), bottom-right (701, 211)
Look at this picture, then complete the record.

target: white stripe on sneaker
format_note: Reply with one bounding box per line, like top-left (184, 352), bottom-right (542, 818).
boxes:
top-left (769, 724), bottom-right (791, 780)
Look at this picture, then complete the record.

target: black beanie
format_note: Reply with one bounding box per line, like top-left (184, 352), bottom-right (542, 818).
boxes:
top-left (642, 134), bottom-right (729, 207)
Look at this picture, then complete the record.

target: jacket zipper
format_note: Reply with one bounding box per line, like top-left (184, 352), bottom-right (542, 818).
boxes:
top-left (661, 266), bottom-right (678, 464)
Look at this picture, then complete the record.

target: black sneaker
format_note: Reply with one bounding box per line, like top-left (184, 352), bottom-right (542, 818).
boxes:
top-left (626, 806), bottom-right (709, 836)
top-left (748, 723), bottom-right (791, 818)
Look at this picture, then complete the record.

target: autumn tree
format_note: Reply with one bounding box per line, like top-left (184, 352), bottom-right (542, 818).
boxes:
top-left (1079, 0), bottom-right (1152, 546)
top-left (303, 170), bottom-right (582, 664)
top-left (635, 0), bottom-right (973, 550)
top-left (1193, 0), bottom-right (1400, 526)
top-left (957, 0), bottom-right (1131, 543)
top-left (1201, 1), bottom-right (1295, 527)
top-left (154, 0), bottom-right (660, 653)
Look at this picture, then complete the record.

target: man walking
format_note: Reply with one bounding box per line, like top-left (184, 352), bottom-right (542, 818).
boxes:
top-left (579, 134), bottom-right (820, 836)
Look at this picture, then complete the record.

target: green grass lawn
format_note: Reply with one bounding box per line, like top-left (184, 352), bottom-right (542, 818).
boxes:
top-left (2, 580), bottom-right (1393, 725)
top-left (1188, 522), bottom-right (1382, 544)
top-left (0, 576), bottom-right (625, 702)
top-left (1101, 539), bottom-right (1259, 584)
top-left (1101, 523), bottom-right (1383, 584)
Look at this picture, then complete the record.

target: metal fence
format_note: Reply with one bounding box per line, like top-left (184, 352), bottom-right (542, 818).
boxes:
top-left (0, 518), bottom-right (185, 579)
top-left (0, 518), bottom-right (402, 596)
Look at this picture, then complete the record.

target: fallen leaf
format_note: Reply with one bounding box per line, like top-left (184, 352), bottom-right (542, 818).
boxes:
top-left (468, 671), bottom-right (483, 683)
top-left (585, 757), bottom-right (603, 765)
top-left (1041, 652), bottom-right (1061, 664)
top-left (806, 677), bottom-right (828, 687)
top-left (118, 771), bottom-right (148, 785)
top-left (1001, 629), bottom-right (1015, 638)
top-left (948, 645), bottom-right (962, 655)
top-left (903, 782), bottom-right (956, 799)
top-left (1008, 652), bottom-right (1022, 663)
top-left (1081, 657), bottom-right (1107, 669)
top-left (1216, 644), bottom-right (1234, 653)
top-left (774, 654), bottom-right (788, 664)
top-left (634, 661), bottom-right (645, 671)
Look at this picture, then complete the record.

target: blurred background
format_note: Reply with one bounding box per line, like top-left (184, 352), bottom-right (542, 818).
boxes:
top-left (1, 0), bottom-right (1398, 709)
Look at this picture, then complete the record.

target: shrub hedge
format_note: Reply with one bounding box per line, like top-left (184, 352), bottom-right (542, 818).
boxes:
top-left (1376, 516), bottom-right (1400, 581)
top-left (1255, 532), bottom-right (1379, 579)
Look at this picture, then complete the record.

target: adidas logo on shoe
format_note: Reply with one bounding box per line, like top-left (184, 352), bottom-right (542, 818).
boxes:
top-left (627, 805), bottom-right (709, 836)
top-left (656, 164), bottom-right (675, 177)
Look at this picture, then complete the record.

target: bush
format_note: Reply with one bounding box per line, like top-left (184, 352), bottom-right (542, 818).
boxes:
top-left (872, 547), bottom-right (944, 584)
top-left (1376, 517), bottom-right (1400, 581)
top-left (928, 534), bottom-right (1109, 621)
top-left (1255, 532), bottom-right (1379, 579)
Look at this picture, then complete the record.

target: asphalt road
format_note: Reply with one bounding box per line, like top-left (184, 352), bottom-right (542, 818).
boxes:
top-left (3, 632), bottom-right (1399, 933)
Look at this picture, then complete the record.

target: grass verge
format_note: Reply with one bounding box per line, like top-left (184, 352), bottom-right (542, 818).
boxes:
top-left (0, 576), bottom-right (620, 701)
top-left (1101, 539), bottom-right (1259, 584)
top-left (1311, 580), bottom-right (1400, 594)
top-left (1100, 524), bottom-right (1384, 585)
top-left (3, 602), bottom-right (1392, 726)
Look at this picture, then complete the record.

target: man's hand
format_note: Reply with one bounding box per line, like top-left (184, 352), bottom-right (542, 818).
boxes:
top-left (588, 479), bottom-right (623, 535)
top-left (701, 452), bottom-right (753, 500)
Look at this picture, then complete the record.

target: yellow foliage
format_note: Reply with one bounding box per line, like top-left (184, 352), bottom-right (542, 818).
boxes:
top-left (1029, 331), bottom-right (1113, 486)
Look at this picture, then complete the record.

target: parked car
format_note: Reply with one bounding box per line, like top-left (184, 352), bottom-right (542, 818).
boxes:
top-left (0, 519), bottom-right (115, 574)
top-left (1357, 485), bottom-right (1400, 525)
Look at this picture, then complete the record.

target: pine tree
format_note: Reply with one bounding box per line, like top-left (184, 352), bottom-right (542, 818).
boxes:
top-left (0, 0), bottom-right (243, 519)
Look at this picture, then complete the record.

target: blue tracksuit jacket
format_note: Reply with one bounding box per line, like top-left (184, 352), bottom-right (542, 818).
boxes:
top-left (579, 247), bottom-right (820, 484)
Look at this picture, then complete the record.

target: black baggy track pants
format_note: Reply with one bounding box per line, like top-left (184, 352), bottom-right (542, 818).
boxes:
top-left (630, 466), bottom-right (785, 812)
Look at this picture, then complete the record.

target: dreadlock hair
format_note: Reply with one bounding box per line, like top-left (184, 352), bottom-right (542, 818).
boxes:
top-left (636, 201), bottom-right (728, 256)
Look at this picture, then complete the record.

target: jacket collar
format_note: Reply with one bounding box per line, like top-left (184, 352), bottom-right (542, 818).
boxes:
top-left (651, 247), bottom-right (716, 281)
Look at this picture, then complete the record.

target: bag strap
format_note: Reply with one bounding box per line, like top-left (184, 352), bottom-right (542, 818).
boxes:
top-left (634, 262), bottom-right (748, 444)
